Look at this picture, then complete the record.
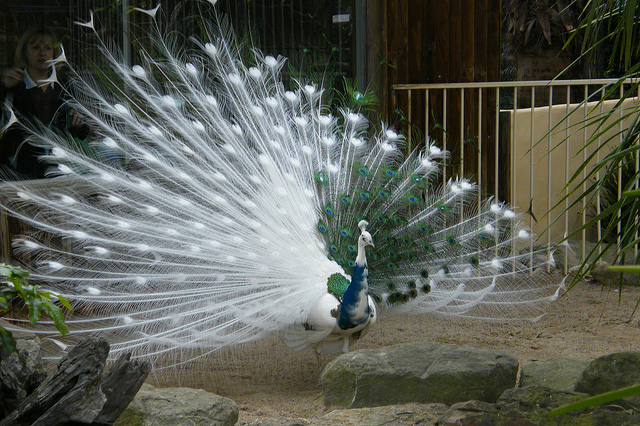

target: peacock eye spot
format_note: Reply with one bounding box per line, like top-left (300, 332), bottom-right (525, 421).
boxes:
top-left (422, 284), bottom-right (431, 293)
top-left (324, 204), bottom-right (335, 216)
top-left (387, 282), bottom-right (395, 290)
top-left (408, 280), bottom-right (416, 289)
top-left (409, 289), bottom-right (418, 298)
top-left (420, 269), bottom-right (429, 278)
top-left (316, 171), bottom-right (328, 184)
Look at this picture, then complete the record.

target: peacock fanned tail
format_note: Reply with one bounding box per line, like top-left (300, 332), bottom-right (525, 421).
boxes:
top-left (0, 1), bottom-right (563, 368)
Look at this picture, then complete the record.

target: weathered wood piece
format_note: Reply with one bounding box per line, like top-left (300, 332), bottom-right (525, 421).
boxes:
top-left (94, 353), bottom-right (151, 425)
top-left (0, 337), bottom-right (150, 426)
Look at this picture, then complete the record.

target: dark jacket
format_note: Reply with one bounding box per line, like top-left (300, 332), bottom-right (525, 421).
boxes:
top-left (0, 73), bottom-right (89, 179)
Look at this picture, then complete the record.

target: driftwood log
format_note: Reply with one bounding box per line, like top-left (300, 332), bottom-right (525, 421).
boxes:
top-left (0, 337), bottom-right (150, 426)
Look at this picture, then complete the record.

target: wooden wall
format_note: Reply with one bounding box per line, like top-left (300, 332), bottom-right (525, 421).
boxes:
top-left (367, 0), bottom-right (502, 194)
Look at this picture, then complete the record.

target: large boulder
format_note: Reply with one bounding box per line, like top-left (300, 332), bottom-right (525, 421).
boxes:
top-left (321, 341), bottom-right (518, 408)
top-left (575, 351), bottom-right (640, 407)
top-left (520, 358), bottom-right (590, 391)
top-left (115, 383), bottom-right (238, 426)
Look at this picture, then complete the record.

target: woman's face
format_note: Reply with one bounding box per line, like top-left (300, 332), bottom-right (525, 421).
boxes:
top-left (26, 35), bottom-right (54, 73)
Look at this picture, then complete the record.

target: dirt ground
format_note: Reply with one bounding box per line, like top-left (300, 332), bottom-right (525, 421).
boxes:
top-left (149, 278), bottom-right (640, 423)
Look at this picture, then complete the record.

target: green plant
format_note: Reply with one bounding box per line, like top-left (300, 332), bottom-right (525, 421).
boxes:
top-left (548, 383), bottom-right (640, 417)
top-left (0, 264), bottom-right (70, 355)
top-left (544, 0), bottom-right (640, 295)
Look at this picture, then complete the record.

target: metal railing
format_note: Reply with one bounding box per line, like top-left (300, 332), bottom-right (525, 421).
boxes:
top-left (393, 79), bottom-right (640, 270)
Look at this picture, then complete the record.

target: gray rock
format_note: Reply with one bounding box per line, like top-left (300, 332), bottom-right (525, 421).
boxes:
top-left (321, 341), bottom-right (518, 408)
top-left (520, 358), bottom-right (590, 391)
top-left (438, 386), bottom-right (640, 426)
top-left (589, 262), bottom-right (640, 287)
top-left (115, 383), bottom-right (239, 426)
top-left (575, 351), bottom-right (640, 407)
top-left (0, 337), bottom-right (47, 418)
top-left (437, 400), bottom-right (500, 425)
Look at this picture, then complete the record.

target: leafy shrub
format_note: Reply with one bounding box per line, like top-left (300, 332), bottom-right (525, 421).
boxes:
top-left (0, 264), bottom-right (70, 354)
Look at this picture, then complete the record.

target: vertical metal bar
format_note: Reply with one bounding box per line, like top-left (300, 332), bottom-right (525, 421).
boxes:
top-left (512, 87), bottom-right (517, 207)
top-left (547, 85), bottom-right (553, 269)
top-left (530, 87), bottom-right (535, 272)
top-left (618, 84), bottom-right (624, 254)
top-left (477, 88), bottom-right (483, 205)
top-left (495, 87), bottom-right (500, 200)
top-left (564, 86), bottom-right (570, 273)
top-left (425, 89), bottom-right (430, 140)
top-left (511, 86), bottom-right (518, 267)
top-left (636, 84), bottom-right (640, 259)
top-left (407, 89), bottom-right (413, 153)
top-left (443, 89), bottom-right (448, 185)
top-left (583, 84), bottom-right (588, 261)
top-left (460, 89), bottom-right (465, 179)
top-left (596, 86), bottom-right (603, 249)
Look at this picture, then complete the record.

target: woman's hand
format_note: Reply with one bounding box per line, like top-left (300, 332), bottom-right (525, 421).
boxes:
top-left (1, 67), bottom-right (25, 88)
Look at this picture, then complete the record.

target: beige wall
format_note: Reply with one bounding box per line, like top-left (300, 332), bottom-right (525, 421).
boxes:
top-left (507, 97), bottom-right (639, 242)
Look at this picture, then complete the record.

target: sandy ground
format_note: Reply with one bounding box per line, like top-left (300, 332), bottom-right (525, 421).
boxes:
top-left (148, 278), bottom-right (640, 423)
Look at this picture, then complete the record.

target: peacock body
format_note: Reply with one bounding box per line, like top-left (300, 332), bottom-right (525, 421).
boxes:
top-left (0, 3), bottom-right (563, 368)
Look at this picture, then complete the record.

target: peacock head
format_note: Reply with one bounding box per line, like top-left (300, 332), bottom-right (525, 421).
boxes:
top-left (358, 220), bottom-right (374, 249)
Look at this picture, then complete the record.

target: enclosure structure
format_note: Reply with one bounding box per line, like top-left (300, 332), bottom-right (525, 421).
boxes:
top-left (393, 79), bottom-right (640, 269)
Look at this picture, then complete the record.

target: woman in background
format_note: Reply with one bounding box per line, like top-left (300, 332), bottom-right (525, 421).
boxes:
top-left (0, 25), bottom-right (89, 179)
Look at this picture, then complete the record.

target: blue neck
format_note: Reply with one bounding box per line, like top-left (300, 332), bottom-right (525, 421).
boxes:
top-left (337, 259), bottom-right (370, 330)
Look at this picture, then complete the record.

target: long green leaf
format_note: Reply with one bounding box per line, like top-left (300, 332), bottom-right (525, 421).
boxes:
top-left (548, 384), bottom-right (640, 417)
